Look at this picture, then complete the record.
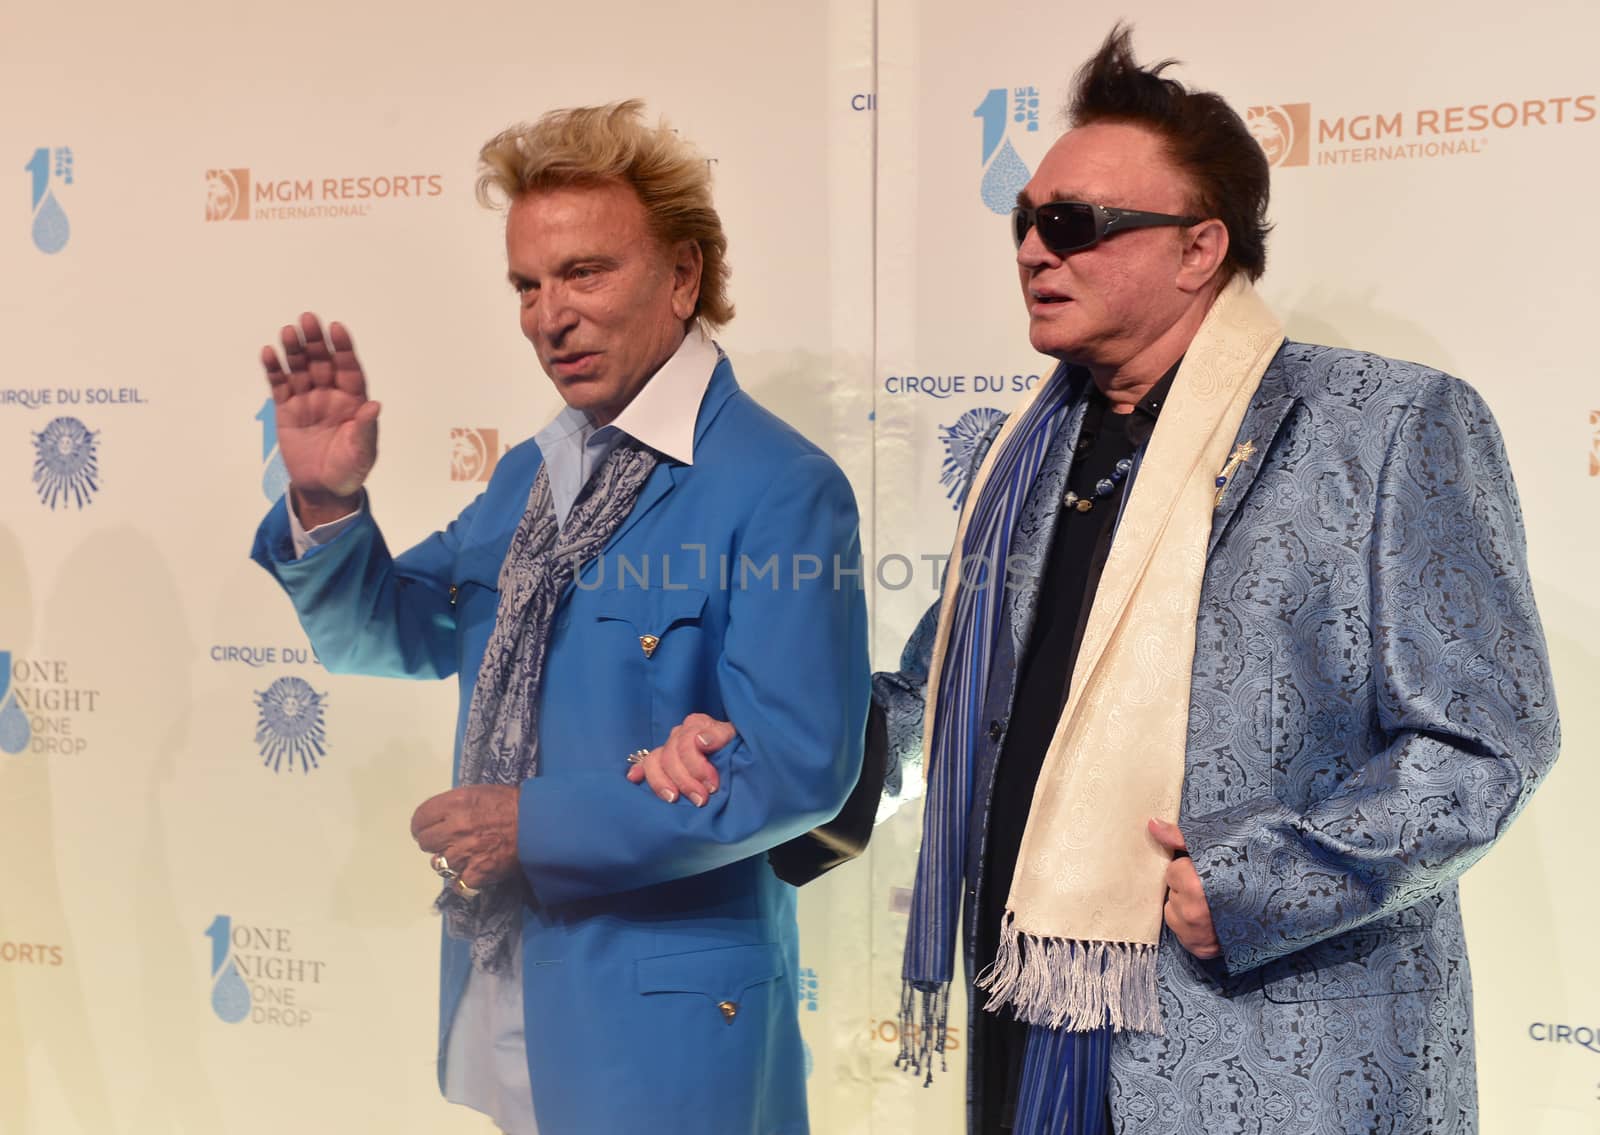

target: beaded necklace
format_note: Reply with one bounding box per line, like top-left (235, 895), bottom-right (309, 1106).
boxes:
top-left (1061, 456), bottom-right (1133, 513)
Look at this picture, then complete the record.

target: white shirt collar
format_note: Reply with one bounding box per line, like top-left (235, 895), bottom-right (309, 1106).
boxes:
top-left (607, 324), bottom-right (718, 465)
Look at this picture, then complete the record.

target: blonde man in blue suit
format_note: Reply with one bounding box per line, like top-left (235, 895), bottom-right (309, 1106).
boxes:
top-left (251, 102), bottom-right (868, 1134)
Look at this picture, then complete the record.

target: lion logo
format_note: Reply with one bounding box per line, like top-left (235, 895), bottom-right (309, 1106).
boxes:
top-left (205, 169), bottom-right (250, 221)
top-left (1247, 105), bottom-right (1311, 168)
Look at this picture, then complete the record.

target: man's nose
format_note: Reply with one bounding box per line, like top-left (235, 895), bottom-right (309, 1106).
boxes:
top-left (534, 284), bottom-right (579, 342)
top-left (1016, 223), bottom-right (1061, 272)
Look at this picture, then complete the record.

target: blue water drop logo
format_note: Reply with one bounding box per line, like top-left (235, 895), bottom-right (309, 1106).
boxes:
top-left (256, 398), bottom-right (288, 501)
top-left (206, 914), bottom-right (252, 1023)
top-left (261, 450), bottom-right (289, 501)
top-left (31, 191), bottom-right (70, 254)
top-left (0, 696), bottom-right (29, 755)
top-left (980, 138), bottom-right (1031, 216)
top-left (211, 958), bottom-right (251, 1023)
top-left (0, 651), bottom-right (30, 755)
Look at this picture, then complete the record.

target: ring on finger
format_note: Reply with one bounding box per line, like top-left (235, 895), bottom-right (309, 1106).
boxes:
top-left (626, 748), bottom-right (650, 767)
top-left (431, 853), bottom-right (458, 881)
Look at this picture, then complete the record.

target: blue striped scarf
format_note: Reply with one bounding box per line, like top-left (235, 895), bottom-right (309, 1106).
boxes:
top-left (899, 366), bottom-right (1111, 1134)
top-left (898, 366), bottom-right (1067, 1051)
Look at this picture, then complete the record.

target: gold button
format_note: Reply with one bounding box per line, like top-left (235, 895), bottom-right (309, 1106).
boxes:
top-left (717, 1000), bottom-right (738, 1023)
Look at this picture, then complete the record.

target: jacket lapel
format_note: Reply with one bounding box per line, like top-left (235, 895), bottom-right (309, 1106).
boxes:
top-left (1206, 345), bottom-right (1298, 559)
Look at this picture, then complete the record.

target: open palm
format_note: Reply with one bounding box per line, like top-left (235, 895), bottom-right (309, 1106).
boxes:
top-left (260, 313), bottom-right (381, 500)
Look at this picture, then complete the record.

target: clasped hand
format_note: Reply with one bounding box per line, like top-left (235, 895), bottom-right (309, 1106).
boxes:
top-left (626, 713), bottom-right (736, 807)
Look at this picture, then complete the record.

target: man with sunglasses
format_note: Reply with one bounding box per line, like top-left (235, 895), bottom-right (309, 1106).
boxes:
top-left (878, 24), bottom-right (1558, 1135)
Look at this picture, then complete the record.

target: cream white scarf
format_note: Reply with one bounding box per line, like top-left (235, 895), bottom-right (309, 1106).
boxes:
top-left (928, 279), bottom-right (1283, 1032)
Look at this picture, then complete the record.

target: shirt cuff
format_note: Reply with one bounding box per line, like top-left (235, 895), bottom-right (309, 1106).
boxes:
top-left (288, 492), bottom-right (366, 558)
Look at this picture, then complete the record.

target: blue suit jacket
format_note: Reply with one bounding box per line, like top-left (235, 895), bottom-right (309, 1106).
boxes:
top-left (253, 358), bottom-right (870, 1134)
top-left (879, 343), bottom-right (1558, 1134)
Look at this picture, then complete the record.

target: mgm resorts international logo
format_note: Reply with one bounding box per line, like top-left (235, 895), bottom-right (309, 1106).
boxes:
top-left (205, 915), bottom-right (325, 1028)
top-left (1249, 93), bottom-right (1595, 168)
top-left (450, 427), bottom-right (511, 483)
top-left (206, 168), bottom-right (444, 222)
top-left (254, 676), bottom-right (328, 773)
top-left (31, 416), bottom-right (100, 509)
top-left (1, 650), bottom-right (98, 757)
top-left (939, 406), bottom-right (1006, 509)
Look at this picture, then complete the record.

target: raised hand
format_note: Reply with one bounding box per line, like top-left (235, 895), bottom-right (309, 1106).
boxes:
top-left (261, 312), bottom-right (381, 526)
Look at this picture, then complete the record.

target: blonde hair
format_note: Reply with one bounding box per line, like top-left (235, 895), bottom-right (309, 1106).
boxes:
top-left (477, 100), bottom-right (733, 329)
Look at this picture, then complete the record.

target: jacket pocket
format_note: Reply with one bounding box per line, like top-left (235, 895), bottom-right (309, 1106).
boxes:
top-left (594, 587), bottom-right (708, 641)
top-left (1261, 921), bottom-right (1442, 1003)
top-left (594, 588), bottom-right (710, 739)
top-left (635, 941), bottom-right (786, 1010)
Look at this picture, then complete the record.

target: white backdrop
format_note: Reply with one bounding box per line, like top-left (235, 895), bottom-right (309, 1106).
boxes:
top-left (2, 1), bottom-right (1596, 1132)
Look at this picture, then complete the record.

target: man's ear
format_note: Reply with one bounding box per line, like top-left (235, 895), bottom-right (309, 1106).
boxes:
top-left (670, 240), bottom-right (704, 322)
top-left (1176, 218), bottom-right (1229, 294)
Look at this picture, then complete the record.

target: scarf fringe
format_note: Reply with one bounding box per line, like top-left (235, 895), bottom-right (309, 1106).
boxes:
top-left (894, 980), bottom-right (950, 1086)
top-left (975, 910), bottom-right (1162, 1034)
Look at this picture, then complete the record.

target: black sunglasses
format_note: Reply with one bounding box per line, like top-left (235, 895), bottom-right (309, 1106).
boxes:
top-left (1012, 200), bottom-right (1203, 255)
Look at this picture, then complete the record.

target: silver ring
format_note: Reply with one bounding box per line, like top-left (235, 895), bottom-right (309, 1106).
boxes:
top-left (430, 853), bottom-right (458, 881)
top-left (626, 748), bottom-right (650, 767)
top-left (454, 877), bottom-right (481, 899)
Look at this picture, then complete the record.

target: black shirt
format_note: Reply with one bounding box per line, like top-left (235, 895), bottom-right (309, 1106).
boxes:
top-left (975, 363), bottom-right (1176, 1132)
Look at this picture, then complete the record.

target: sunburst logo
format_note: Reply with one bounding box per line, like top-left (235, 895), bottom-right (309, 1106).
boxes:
top-left (254, 676), bottom-right (328, 773)
top-left (939, 407), bottom-right (1006, 508)
top-left (32, 417), bottom-right (100, 509)
top-left (1247, 104), bottom-right (1311, 168)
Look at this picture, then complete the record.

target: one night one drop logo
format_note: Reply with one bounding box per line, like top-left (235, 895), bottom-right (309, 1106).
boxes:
top-left (0, 651), bottom-right (31, 755)
top-left (257, 398), bottom-right (288, 501)
top-left (26, 146), bottom-right (72, 254)
top-left (975, 88), bottom-right (1036, 215)
top-left (255, 676), bottom-right (328, 772)
top-left (206, 915), bottom-right (251, 1023)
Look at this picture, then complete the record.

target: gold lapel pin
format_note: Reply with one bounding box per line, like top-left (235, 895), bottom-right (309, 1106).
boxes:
top-left (639, 634), bottom-right (660, 660)
top-left (1213, 439), bottom-right (1257, 508)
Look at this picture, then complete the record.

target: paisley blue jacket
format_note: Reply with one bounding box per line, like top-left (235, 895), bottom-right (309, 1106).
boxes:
top-left (878, 343), bottom-right (1559, 1134)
